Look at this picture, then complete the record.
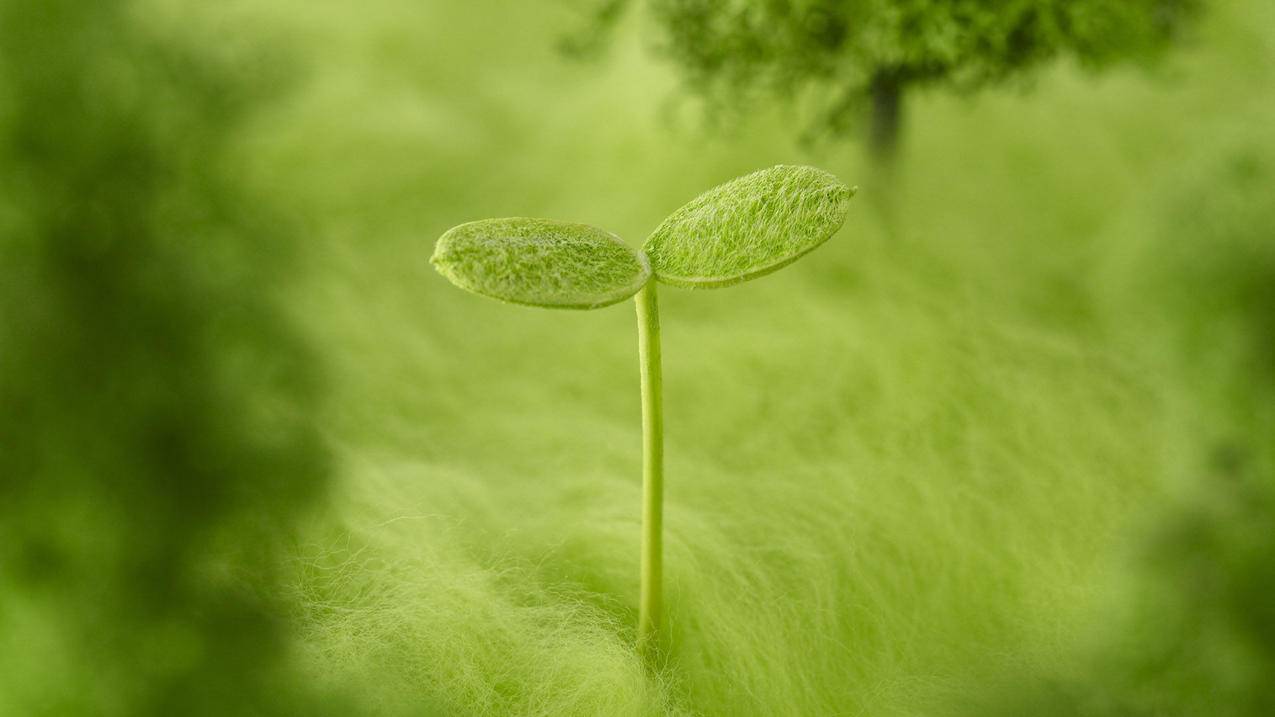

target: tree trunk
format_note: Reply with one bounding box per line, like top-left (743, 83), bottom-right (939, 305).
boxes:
top-left (868, 72), bottom-right (904, 167)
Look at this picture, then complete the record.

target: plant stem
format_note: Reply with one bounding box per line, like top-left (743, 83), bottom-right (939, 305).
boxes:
top-left (634, 280), bottom-right (664, 661)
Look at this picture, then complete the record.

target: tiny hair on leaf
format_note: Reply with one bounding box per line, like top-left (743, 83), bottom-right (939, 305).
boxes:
top-left (432, 217), bottom-right (651, 309)
top-left (644, 164), bottom-right (855, 288)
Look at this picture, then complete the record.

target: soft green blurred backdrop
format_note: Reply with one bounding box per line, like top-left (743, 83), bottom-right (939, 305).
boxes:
top-left (1, 0), bottom-right (1272, 714)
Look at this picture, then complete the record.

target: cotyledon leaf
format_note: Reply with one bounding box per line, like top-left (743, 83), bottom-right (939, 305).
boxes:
top-left (643, 165), bottom-right (855, 288)
top-left (432, 217), bottom-right (651, 309)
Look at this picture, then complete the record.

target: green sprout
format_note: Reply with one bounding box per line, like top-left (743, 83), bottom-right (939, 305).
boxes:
top-left (431, 165), bottom-right (855, 661)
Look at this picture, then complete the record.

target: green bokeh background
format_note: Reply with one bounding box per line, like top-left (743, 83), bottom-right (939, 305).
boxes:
top-left (1, 0), bottom-right (1272, 714)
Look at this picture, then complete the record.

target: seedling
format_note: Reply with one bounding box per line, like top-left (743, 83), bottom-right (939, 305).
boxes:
top-left (432, 165), bottom-right (854, 661)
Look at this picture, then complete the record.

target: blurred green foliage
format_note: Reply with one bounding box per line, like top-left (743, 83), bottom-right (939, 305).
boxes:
top-left (0, 1), bottom-right (332, 714)
top-left (569, 0), bottom-right (1201, 157)
top-left (953, 131), bottom-right (1275, 717)
top-left (1098, 140), bottom-right (1275, 715)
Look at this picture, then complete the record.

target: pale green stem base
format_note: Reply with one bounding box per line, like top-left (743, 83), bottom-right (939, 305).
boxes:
top-left (634, 281), bottom-right (664, 662)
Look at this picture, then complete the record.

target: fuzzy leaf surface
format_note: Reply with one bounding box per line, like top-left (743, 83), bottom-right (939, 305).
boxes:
top-left (644, 165), bottom-right (854, 288)
top-left (432, 218), bottom-right (651, 309)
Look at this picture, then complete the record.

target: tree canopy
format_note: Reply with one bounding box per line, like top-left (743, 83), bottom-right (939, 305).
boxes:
top-left (568, 0), bottom-right (1201, 158)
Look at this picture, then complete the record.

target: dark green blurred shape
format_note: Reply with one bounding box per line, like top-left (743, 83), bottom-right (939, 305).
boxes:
top-left (0, 1), bottom-right (332, 714)
top-left (1110, 144), bottom-right (1275, 715)
top-left (957, 142), bottom-right (1275, 717)
top-left (571, 0), bottom-right (1201, 159)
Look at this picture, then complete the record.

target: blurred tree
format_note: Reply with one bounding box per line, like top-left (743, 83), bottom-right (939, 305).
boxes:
top-left (566, 0), bottom-right (1201, 164)
top-left (0, 1), bottom-right (335, 714)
